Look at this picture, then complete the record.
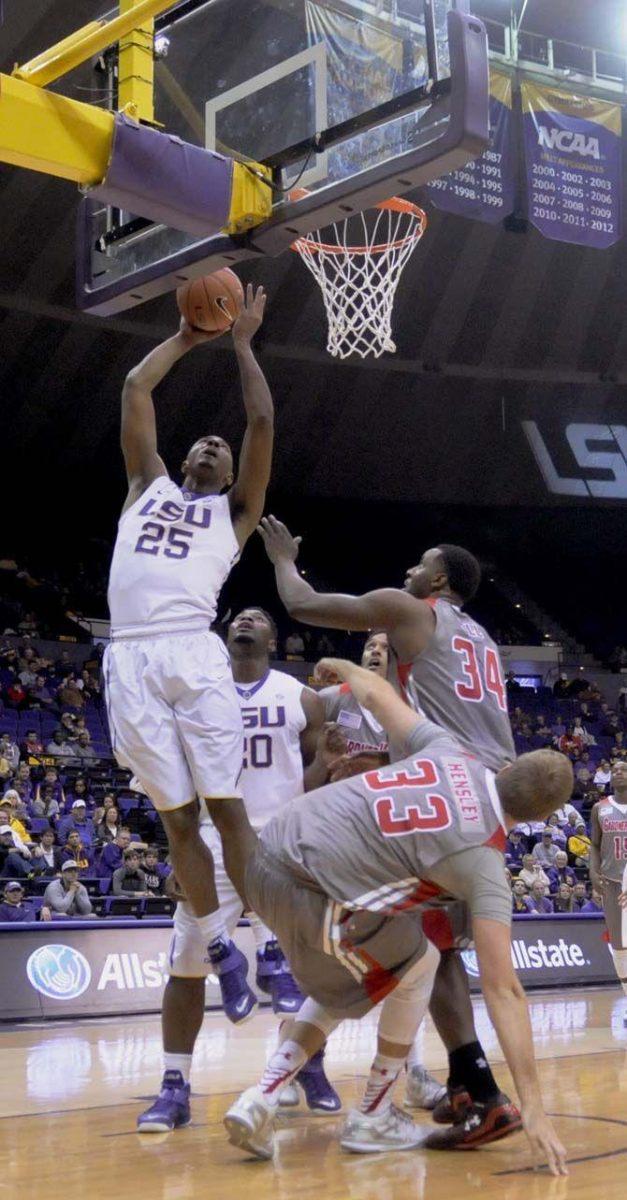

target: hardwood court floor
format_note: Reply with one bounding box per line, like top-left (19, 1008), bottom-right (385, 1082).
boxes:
top-left (2, 986), bottom-right (627, 1200)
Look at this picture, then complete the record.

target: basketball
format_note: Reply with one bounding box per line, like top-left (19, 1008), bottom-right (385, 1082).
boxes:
top-left (176, 268), bottom-right (244, 333)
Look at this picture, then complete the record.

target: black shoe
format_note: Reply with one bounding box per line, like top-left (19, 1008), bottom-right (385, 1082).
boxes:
top-left (424, 1092), bottom-right (522, 1149)
top-left (432, 1085), bottom-right (472, 1125)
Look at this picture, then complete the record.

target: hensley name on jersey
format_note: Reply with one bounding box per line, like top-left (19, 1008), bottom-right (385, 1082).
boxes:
top-left (319, 683), bottom-right (389, 754)
top-left (388, 597), bottom-right (515, 774)
top-left (261, 719), bottom-right (511, 926)
top-left (108, 476), bottom-right (239, 638)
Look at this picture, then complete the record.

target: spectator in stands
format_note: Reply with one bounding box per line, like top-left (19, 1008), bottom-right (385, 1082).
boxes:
top-left (567, 820), bottom-right (591, 868)
top-left (62, 776), bottom-right (93, 816)
top-left (571, 882), bottom-right (588, 912)
top-left (553, 674), bottom-right (570, 698)
top-left (547, 850), bottom-right (576, 894)
top-left (41, 861), bottom-right (93, 920)
top-left (284, 629), bottom-right (305, 658)
top-left (45, 729), bottom-right (74, 759)
top-left (525, 880), bottom-right (554, 914)
top-left (28, 674), bottom-right (55, 711)
top-left (0, 880), bottom-right (32, 922)
top-left (13, 763), bottom-right (34, 802)
top-left (4, 678), bottom-right (27, 709)
top-left (0, 748), bottom-right (10, 784)
top-left (112, 847), bottom-right (150, 897)
top-left (58, 674), bottom-right (84, 710)
top-left (75, 730), bottom-right (97, 761)
top-left (572, 715), bottom-right (595, 747)
top-left (519, 854), bottom-right (550, 891)
top-left (554, 799), bottom-right (580, 826)
top-left (593, 760), bottom-right (612, 790)
top-left (512, 879), bottom-right (529, 913)
top-left (58, 799), bottom-right (95, 847)
top-left (612, 731), bottom-right (625, 756)
top-left (33, 768), bottom-right (64, 813)
top-left (553, 883), bottom-right (574, 914)
top-left (558, 726), bottom-right (582, 757)
top-left (546, 813), bottom-right (567, 848)
top-left (505, 828), bottom-right (526, 870)
top-left (18, 659), bottom-right (37, 689)
top-left (94, 798), bottom-right (118, 841)
top-left (0, 794), bottom-right (32, 850)
top-left (0, 733), bottom-right (19, 772)
top-left (582, 888), bottom-right (603, 913)
top-left (142, 847), bottom-right (169, 895)
top-left (532, 827), bottom-right (560, 869)
top-left (61, 829), bottom-right (93, 874)
top-left (60, 712), bottom-right (79, 741)
top-left (30, 784), bottom-right (60, 824)
top-left (0, 826), bottom-right (31, 877)
top-left (97, 828), bottom-right (132, 879)
top-left (31, 828), bottom-right (64, 876)
top-left (600, 714), bottom-right (622, 738)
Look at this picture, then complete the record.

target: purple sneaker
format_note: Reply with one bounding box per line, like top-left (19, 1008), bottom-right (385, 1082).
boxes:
top-left (296, 1049), bottom-right (342, 1115)
top-left (137, 1070), bottom-right (191, 1133)
top-left (256, 940), bottom-right (303, 1015)
top-left (209, 938), bottom-right (258, 1024)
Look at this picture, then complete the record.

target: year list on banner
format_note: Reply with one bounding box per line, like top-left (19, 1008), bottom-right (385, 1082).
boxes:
top-left (522, 79), bottom-right (622, 249)
top-left (427, 70), bottom-right (515, 224)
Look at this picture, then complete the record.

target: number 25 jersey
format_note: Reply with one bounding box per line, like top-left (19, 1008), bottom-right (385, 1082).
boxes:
top-left (389, 598), bottom-right (515, 773)
top-left (108, 476), bottom-right (239, 637)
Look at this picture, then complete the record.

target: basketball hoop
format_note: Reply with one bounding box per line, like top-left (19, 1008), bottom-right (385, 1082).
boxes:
top-left (291, 194), bottom-right (427, 360)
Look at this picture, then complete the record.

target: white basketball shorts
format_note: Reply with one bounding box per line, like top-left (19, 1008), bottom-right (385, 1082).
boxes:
top-left (103, 628), bottom-right (243, 812)
top-left (168, 822), bottom-right (244, 977)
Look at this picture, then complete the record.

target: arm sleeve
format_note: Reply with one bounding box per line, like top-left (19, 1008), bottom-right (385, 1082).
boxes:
top-left (76, 886), bottom-right (93, 915)
top-left (390, 718), bottom-right (453, 763)
top-left (427, 846), bottom-right (513, 927)
top-left (111, 868), bottom-right (126, 896)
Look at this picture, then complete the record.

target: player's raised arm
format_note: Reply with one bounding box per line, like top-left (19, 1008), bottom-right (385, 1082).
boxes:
top-left (228, 286), bottom-right (273, 547)
top-left (258, 516), bottom-right (431, 648)
top-left (120, 320), bottom-right (213, 508)
top-left (473, 917), bottom-right (568, 1176)
top-left (315, 658), bottom-right (421, 745)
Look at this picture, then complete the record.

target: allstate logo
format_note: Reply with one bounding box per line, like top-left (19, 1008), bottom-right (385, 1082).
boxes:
top-left (27, 944), bottom-right (91, 1000)
top-left (460, 949), bottom-right (480, 978)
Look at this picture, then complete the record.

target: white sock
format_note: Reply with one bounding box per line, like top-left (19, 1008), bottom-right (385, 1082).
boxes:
top-left (406, 1039), bottom-right (424, 1070)
top-left (163, 1052), bottom-right (192, 1082)
top-left (613, 949), bottom-right (627, 997)
top-left (247, 912), bottom-right (274, 951)
top-left (195, 910), bottom-right (228, 943)
top-left (360, 1053), bottom-right (403, 1115)
top-left (259, 1040), bottom-right (308, 1107)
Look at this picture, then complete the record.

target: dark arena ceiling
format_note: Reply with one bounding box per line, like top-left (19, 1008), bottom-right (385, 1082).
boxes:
top-left (1, 1), bottom-right (626, 612)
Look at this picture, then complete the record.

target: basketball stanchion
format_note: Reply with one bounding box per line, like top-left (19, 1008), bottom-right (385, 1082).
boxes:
top-left (291, 192), bottom-right (427, 359)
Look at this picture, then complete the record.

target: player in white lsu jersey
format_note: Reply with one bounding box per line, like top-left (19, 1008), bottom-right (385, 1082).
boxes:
top-left (137, 607), bottom-right (345, 1133)
top-left (105, 285), bottom-right (273, 965)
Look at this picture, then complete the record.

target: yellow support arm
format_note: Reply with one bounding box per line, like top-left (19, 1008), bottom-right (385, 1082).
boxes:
top-left (12, 0), bottom-right (178, 89)
top-left (118, 0), bottom-right (155, 124)
top-left (0, 73), bottom-right (114, 184)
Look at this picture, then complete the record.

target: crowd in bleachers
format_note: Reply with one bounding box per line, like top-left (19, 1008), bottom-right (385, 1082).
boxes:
top-left (1, 636), bottom-right (625, 924)
top-left (0, 637), bottom-right (174, 922)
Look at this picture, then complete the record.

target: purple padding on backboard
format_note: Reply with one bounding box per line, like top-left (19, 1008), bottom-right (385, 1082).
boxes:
top-left (87, 113), bottom-right (233, 238)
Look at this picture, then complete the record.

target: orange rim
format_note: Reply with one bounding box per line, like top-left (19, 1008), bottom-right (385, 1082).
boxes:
top-left (288, 191), bottom-right (427, 256)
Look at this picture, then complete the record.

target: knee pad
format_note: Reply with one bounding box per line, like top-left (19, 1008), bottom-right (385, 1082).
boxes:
top-left (377, 941), bottom-right (440, 1046)
top-left (296, 996), bottom-right (342, 1039)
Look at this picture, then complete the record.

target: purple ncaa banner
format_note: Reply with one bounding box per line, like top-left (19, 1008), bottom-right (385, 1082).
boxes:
top-left (426, 70), bottom-right (514, 224)
top-left (522, 80), bottom-right (622, 249)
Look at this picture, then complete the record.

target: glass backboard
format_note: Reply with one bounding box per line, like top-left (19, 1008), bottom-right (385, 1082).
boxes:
top-left (78, 0), bottom-right (488, 313)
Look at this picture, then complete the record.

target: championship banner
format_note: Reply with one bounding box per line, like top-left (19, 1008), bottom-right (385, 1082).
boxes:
top-left (426, 71), bottom-right (514, 223)
top-left (522, 80), bottom-right (622, 248)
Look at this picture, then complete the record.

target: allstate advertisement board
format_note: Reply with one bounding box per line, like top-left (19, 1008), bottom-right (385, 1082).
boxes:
top-left (0, 916), bottom-right (617, 1021)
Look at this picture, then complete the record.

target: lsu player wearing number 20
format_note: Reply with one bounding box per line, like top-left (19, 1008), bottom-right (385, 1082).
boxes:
top-left (105, 285), bottom-right (272, 962)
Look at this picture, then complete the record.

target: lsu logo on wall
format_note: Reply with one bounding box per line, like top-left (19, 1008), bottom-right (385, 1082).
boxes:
top-left (27, 944), bottom-right (92, 1000)
top-left (522, 422), bottom-right (627, 500)
top-left (537, 126), bottom-right (600, 160)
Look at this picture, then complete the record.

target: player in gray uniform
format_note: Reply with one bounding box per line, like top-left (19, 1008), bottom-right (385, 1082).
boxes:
top-left (208, 659), bottom-right (571, 1175)
top-left (590, 761), bottom-right (627, 1011)
top-left (318, 632), bottom-right (389, 755)
top-left (258, 517), bottom-right (515, 1128)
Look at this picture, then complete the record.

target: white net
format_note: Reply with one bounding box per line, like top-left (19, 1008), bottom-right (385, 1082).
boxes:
top-left (292, 199), bottom-right (426, 359)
